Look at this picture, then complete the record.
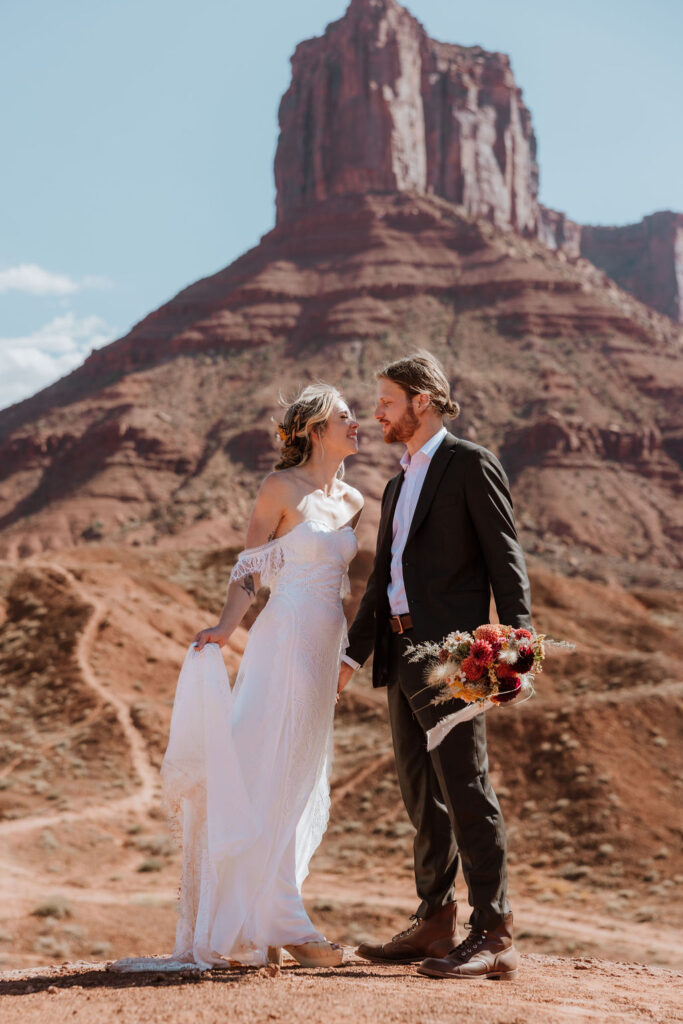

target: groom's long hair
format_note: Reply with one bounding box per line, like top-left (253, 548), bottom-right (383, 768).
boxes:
top-left (378, 350), bottom-right (460, 419)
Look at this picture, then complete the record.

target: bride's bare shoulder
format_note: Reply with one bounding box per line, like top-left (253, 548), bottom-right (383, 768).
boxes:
top-left (257, 468), bottom-right (306, 507)
top-left (244, 472), bottom-right (299, 547)
top-left (338, 480), bottom-right (364, 515)
top-left (256, 469), bottom-right (298, 501)
top-left (249, 471), bottom-right (298, 525)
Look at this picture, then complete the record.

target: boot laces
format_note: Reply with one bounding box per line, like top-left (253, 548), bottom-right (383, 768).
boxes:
top-left (450, 928), bottom-right (486, 960)
top-left (392, 914), bottom-right (421, 942)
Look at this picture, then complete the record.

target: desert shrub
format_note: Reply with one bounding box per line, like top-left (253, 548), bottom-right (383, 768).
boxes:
top-left (32, 896), bottom-right (71, 919)
top-left (90, 941), bottom-right (112, 956)
top-left (137, 858), bottom-right (163, 872)
top-left (135, 834), bottom-right (173, 857)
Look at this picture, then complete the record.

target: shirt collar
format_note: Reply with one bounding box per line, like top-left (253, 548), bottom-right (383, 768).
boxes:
top-left (400, 426), bottom-right (447, 472)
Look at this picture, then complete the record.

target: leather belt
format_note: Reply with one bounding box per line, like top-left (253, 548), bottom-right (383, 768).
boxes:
top-left (389, 613), bottom-right (413, 635)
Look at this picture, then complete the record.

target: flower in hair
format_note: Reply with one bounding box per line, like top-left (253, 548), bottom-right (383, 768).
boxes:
top-left (277, 425), bottom-right (289, 443)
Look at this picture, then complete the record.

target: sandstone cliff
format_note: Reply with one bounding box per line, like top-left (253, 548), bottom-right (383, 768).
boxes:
top-left (540, 208), bottom-right (683, 323)
top-left (580, 212), bottom-right (683, 323)
top-left (274, 0), bottom-right (681, 323)
top-left (275, 0), bottom-right (538, 233)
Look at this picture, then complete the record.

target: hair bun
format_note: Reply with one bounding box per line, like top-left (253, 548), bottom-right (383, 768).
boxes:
top-left (274, 382), bottom-right (342, 472)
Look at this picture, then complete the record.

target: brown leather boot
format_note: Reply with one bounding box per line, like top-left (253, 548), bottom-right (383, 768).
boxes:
top-left (417, 913), bottom-right (518, 980)
top-left (356, 902), bottom-right (458, 964)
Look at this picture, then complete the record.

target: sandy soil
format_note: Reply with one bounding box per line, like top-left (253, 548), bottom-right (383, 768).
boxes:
top-left (1, 952), bottom-right (682, 1024)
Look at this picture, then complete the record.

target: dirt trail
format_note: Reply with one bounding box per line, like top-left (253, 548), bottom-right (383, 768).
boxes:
top-left (1, 564), bottom-right (159, 838)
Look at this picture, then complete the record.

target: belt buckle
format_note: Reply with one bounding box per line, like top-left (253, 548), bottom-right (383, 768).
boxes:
top-left (393, 614), bottom-right (404, 635)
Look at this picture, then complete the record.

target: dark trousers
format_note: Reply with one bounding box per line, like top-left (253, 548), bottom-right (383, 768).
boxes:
top-left (387, 632), bottom-right (510, 932)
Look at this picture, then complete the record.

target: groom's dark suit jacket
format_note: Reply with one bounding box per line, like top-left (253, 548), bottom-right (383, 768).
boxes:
top-left (346, 432), bottom-right (533, 688)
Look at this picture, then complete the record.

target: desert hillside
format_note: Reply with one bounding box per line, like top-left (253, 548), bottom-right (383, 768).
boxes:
top-left (0, 546), bottom-right (681, 977)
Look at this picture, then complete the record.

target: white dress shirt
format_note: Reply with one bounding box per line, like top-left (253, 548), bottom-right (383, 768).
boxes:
top-left (342, 425), bottom-right (447, 670)
top-left (388, 425), bottom-right (447, 615)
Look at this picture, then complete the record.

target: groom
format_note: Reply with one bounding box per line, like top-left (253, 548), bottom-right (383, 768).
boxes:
top-left (338, 351), bottom-right (532, 980)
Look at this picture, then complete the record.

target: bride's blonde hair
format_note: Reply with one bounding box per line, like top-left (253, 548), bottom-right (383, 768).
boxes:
top-left (274, 383), bottom-right (342, 472)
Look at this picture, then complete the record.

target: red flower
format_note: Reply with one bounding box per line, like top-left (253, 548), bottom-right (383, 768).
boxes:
top-left (462, 656), bottom-right (485, 681)
top-left (439, 648), bottom-right (450, 663)
top-left (492, 673), bottom-right (522, 704)
top-left (514, 645), bottom-right (535, 674)
top-left (470, 639), bottom-right (495, 667)
top-left (514, 628), bottom-right (533, 640)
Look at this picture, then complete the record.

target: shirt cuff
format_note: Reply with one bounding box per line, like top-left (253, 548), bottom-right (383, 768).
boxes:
top-left (341, 654), bottom-right (360, 671)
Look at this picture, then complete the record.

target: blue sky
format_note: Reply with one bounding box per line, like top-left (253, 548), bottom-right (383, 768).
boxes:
top-left (1, 0), bottom-right (680, 410)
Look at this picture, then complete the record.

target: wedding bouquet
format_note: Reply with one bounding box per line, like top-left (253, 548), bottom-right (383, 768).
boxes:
top-left (406, 624), bottom-right (571, 750)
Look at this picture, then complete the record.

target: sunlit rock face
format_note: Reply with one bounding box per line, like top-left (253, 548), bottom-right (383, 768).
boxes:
top-left (275, 0), bottom-right (539, 233)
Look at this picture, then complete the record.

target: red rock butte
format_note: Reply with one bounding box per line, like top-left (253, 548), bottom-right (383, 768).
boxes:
top-left (275, 0), bottom-right (683, 323)
top-left (0, 0), bottom-right (681, 575)
top-left (275, 0), bottom-right (539, 234)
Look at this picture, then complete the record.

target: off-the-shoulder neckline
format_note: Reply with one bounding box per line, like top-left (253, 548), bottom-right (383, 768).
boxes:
top-left (240, 518), bottom-right (356, 556)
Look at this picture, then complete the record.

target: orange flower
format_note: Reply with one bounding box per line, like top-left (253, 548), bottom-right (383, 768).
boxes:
top-left (462, 655), bottom-right (485, 681)
top-left (474, 624), bottom-right (509, 644)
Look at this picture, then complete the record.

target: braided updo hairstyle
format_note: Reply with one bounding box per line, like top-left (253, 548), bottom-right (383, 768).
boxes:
top-left (274, 383), bottom-right (343, 471)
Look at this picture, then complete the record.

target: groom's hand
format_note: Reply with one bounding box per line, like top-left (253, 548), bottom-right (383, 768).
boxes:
top-left (337, 662), bottom-right (354, 697)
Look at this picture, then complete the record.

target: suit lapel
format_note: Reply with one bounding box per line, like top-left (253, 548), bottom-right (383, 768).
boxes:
top-left (405, 434), bottom-right (456, 546)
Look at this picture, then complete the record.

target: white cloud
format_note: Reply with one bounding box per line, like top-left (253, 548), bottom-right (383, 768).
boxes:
top-left (0, 313), bottom-right (118, 410)
top-left (82, 274), bottom-right (114, 290)
top-left (0, 264), bottom-right (113, 296)
top-left (0, 264), bottom-right (79, 296)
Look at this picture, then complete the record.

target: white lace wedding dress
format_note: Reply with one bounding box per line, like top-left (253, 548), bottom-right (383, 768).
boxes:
top-left (111, 519), bottom-right (357, 972)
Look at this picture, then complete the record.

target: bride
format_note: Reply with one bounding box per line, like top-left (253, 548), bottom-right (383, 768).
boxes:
top-left (155, 384), bottom-right (361, 970)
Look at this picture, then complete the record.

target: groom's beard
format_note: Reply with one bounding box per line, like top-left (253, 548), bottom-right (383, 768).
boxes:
top-left (383, 405), bottom-right (420, 444)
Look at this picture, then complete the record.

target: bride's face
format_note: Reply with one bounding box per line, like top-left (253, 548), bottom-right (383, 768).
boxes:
top-left (319, 399), bottom-right (359, 458)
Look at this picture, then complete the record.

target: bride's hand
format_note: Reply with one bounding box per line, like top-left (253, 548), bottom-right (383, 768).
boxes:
top-left (336, 662), bottom-right (354, 700)
top-left (194, 626), bottom-right (228, 651)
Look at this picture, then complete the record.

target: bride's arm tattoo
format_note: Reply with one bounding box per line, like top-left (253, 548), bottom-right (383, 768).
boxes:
top-left (238, 529), bottom-right (276, 599)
